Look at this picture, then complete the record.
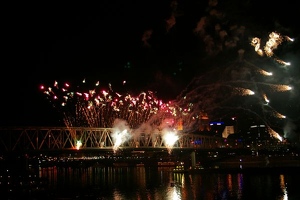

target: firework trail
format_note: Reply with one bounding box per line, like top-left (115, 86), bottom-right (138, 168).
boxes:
top-left (167, 33), bottom-right (294, 140)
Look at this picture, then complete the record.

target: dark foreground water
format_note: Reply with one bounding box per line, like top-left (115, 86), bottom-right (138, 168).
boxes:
top-left (1, 165), bottom-right (300, 200)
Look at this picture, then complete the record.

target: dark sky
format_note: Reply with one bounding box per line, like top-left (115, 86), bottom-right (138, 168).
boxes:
top-left (2, 0), bottom-right (300, 132)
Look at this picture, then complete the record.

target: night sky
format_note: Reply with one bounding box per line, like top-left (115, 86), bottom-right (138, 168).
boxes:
top-left (2, 0), bottom-right (300, 139)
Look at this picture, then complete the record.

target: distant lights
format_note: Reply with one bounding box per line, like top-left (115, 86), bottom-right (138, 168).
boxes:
top-left (210, 121), bottom-right (224, 126)
top-left (250, 125), bottom-right (266, 128)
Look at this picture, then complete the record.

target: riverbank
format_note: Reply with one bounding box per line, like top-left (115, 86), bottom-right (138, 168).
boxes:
top-left (172, 154), bottom-right (300, 174)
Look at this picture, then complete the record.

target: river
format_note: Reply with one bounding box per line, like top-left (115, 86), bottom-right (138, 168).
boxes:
top-left (1, 164), bottom-right (300, 200)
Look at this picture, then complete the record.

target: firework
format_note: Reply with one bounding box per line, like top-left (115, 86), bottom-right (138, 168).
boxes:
top-left (40, 30), bottom-right (295, 142)
top-left (251, 32), bottom-right (293, 65)
top-left (40, 79), bottom-right (173, 129)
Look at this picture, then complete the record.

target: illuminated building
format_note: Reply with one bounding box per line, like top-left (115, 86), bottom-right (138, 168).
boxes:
top-left (198, 112), bottom-right (210, 132)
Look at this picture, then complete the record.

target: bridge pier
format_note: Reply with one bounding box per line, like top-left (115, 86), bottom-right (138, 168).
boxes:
top-left (191, 151), bottom-right (196, 168)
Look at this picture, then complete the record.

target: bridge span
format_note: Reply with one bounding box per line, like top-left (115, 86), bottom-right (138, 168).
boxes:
top-left (0, 127), bottom-right (239, 153)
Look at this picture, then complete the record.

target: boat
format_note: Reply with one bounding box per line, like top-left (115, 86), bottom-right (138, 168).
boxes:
top-left (172, 162), bottom-right (220, 173)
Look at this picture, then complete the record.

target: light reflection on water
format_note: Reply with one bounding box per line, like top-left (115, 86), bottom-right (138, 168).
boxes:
top-left (35, 166), bottom-right (300, 200)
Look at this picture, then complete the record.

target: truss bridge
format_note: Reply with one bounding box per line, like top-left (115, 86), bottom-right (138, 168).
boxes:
top-left (0, 127), bottom-right (238, 153)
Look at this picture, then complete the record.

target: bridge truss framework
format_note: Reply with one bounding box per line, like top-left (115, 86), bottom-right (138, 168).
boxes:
top-left (0, 127), bottom-right (238, 152)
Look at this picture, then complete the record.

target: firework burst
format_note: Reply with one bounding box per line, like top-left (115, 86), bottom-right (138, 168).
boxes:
top-left (40, 79), bottom-right (172, 129)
